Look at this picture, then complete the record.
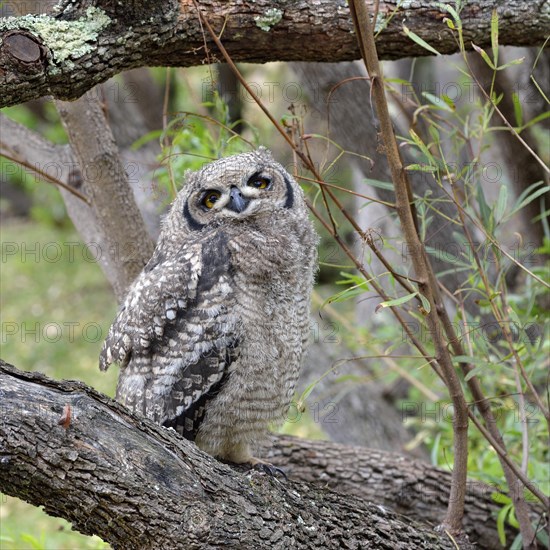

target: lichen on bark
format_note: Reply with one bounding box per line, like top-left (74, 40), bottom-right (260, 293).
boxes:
top-left (0, 6), bottom-right (111, 70)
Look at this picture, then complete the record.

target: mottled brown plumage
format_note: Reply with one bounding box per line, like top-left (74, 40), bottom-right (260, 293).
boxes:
top-left (100, 148), bottom-right (318, 464)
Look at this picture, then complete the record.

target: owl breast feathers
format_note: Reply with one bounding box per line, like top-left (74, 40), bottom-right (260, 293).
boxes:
top-left (99, 148), bottom-right (318, 464)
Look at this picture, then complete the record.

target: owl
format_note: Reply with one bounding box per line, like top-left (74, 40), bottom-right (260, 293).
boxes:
top-left (99, 147), bottom-right (318, 469)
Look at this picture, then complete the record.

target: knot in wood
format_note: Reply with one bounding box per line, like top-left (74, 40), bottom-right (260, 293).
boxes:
top-left (2, 30), bottom-right (47, 70)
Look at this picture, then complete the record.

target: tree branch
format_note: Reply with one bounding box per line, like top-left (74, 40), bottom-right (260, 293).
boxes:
top-left (349, 0), bottom-right (471, 534)
top-left (55, 92), bottom-right (155, 300)
top-left (1, 360), bottom-right (537, 548)
top-left (267, 438), bottom-right (527, 550)
top-left (1, 0), bottom-right (548, 108)
top-left (0, 359), bottom-right (475, 549)
top-left (0, 111), bottom-right (154, 300)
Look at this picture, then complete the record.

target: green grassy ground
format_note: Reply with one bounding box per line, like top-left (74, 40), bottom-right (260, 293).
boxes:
top-left (1, 221), bottom-right (116, 549)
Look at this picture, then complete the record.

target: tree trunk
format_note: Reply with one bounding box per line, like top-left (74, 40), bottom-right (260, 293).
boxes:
top-left (1, 0), bottom-right (548, 108)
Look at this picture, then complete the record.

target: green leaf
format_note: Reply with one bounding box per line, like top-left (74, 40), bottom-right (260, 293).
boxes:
top-left (425, 246), bottom-right (470, 267)
top-left (376, 292), bottom-right (418, 313)
top-left (409, 129), bottom-right (435, 165)
top-left (131, 129), bottom-right (164, 150)
top-left (363, 177), bottom-right (395, 192)
top-left (496, 502), bottom-right (512, 546)
top-left (431, 432), bottom-right (441, 465)
top-left (336, 271), bottom-right (366, 286)
top-left (418, 293), bottom-right (431, 313)
top-left (476, 181), bottom-right (493, 231)
top-left (472, 43), bottom-right (495, 69)
top-left (428, 125), bottom-right (440, 143)
top-left (497, 57), bottom-right (525, 71)
top-left (512, 92), bottom-right (523, 127)
top-left (536, 528), bottom-right (550, 547)
top-left (463, 365), bottom-right (486, 382)
top-left (491, 9), bottom-right (499, 66)
top-left (519, 110), bottom-right (550, 132)
top-left (422, 92), bottom-right (454, 112)
top-left (403, 25), bottom-right (441, 56)
top-left (530, 72), bottom-right (550, 104)
top-left (444, 17), bottom-right (455, 30)
top-left (507, 306), bottom-right (522, 329)
top-left (441, 94), bottom-right (456, 111)
top-left (296, 364), bottom-right (344, 407)
top-left (512, 183), bottom-right (550, 216)
top-left (435, 3), bottom-right (460, 27)
top-left (494, 184), bottom-right (508, 224)
top-left (491, 492), bottom-right (512, 505)
top-left (323, 281), bottom-right (369, 307)
top-left (510, 534), bottom-right (523, 550)
top-left (508, 506), bottom-right (519, 529)
top-left (297, 378), bottom-right (321, 406)
top-left (532, 206), bottom-right (550, 223)
top-left (405, 164), bottom-right (437, 173)
top-left (452, 355), bottom-right (490, 368)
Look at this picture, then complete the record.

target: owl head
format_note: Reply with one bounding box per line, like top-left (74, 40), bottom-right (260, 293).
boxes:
top-left (165, 148), bottom-right (306, 233)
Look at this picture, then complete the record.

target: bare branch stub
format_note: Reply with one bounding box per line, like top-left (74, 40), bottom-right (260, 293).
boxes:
top-left (0, 29), bottom-right (48, 82)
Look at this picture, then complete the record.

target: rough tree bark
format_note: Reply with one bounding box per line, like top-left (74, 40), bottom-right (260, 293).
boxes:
top-left (1, 0), bottom-right (549, 108)
top-left (55, 92), bottom-right (155, 300)
top-left (267, 439), bottom-right (529, 550)
top-left (0, 360), bottom-right (476, 550)
top-left (1, 360), bottom-right (531, 548)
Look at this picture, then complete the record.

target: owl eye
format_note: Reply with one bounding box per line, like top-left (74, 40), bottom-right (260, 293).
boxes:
top-left (247, 175), bottom-right (271, 189)
top-left (202, 190), bottom-right (222, 209)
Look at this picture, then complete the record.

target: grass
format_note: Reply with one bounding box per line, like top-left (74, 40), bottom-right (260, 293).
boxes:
top-left (1, 220), bottom-right (117, 549)
top-left (0, 221), bottom-right (118, 393)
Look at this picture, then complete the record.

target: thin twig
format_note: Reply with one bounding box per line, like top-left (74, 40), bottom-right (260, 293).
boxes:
top-left (466, 56), bottom-right (549, 175)
top-left (0, 150), bottom-right (90, 205)
top-left (296, 174), bottom-right (395, 207)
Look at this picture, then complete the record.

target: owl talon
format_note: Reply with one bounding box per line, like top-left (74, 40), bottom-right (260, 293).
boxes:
top-left (251, 460), bottom-right (287, 479)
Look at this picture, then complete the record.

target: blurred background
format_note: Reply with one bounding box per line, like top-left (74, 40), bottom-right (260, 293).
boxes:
top-left (1, 3), bottom-right (549, 547)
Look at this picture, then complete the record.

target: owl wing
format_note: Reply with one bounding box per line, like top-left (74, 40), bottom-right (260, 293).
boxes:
top-left (99, 232), bottom-right (238, 438)
top-left (99, 240), bottom-right (201, 371)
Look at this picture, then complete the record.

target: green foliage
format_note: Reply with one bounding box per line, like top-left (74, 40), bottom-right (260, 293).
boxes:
top-left (316, 5), bottom-right (549, 545)
top-left (136, 90), bottom-right (254, 207)
top-left (0, 499), bottom-right (110, 549)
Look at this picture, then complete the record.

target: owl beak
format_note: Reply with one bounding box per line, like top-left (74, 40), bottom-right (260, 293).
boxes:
top-left (227, 186), bottom-right (250, 213)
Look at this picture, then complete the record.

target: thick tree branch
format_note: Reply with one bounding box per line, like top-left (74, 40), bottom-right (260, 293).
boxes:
top-left (55, 92), bottom-right (155, 300)
top-left (1, 0), bottom-right (549, 108)
top-left (267, 439), bottom-right (527, 550)
top-left (1, 360), bottom-right (537, 548)
top-left (0, 360), bottom-right (471, 549)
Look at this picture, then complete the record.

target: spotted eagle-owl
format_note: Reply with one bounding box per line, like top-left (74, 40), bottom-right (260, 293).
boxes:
top-left (99, 147), bottom-right (318, 466)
